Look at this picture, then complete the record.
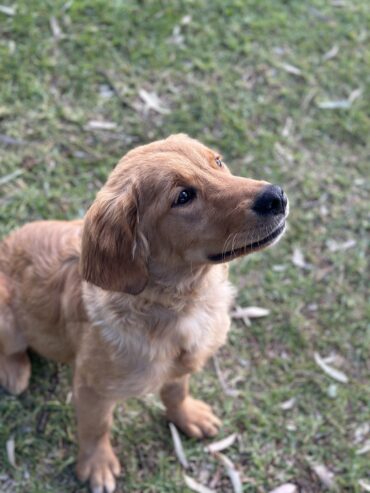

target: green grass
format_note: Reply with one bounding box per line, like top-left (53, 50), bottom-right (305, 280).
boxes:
top-left (0, 1), bottom-right (369, 491)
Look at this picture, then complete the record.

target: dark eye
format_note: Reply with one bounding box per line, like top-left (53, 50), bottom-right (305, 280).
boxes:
top-left (215, 157), bottom-right (223, 167)
top-left (172, 188), bottom-right (196, 207)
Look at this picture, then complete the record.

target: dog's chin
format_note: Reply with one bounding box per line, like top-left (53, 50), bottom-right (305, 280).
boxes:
top-left (207, 221), bottom-right (286, 263)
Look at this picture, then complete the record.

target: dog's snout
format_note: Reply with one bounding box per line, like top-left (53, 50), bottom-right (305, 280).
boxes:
top-left (252, 185), bottom-right (287, 216)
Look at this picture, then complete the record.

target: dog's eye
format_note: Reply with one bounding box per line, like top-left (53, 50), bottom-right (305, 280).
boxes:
top-left (172, 188), bottom-right (196, 207)
top-left (215, 157), bottom-right (223, 167)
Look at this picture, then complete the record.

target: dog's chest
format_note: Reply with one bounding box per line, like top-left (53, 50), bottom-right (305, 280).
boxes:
top-left (83, 271), bottom-right (234, 397)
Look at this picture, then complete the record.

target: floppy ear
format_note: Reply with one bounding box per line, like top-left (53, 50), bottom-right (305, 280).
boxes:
top-left (80, 188), bottom-right (149, 294)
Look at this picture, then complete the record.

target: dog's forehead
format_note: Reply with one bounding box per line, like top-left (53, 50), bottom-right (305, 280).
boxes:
top-left (123, 136), bottom-right (218, 172)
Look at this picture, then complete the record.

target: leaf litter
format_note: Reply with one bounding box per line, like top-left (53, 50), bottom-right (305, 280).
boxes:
top-left (184, 474), bottom-right (215, 493)
top-left (309, 462), bottom-right (337, 490)
top-left (268, 484), bottom-right (298, 493)
top-left (169, 422), bottom-right (189, 469)
top-left (204, 433), bottom-right (237, 453)
top-left (138, 89), bottom-right (170, 114)
top-left (292, 248), bottom-right (312, 270)
top-left (214, 452), bottom-right (242, 493)
top-left (314, 352), bottom-right (348, 383)
top-left (230, 305), bottom-right (270, 327)
top-left (6, 437), bottom-right (16, 468)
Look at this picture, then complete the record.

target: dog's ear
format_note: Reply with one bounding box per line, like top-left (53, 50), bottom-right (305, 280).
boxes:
top-left (80, 187), bottom-right (149, 294)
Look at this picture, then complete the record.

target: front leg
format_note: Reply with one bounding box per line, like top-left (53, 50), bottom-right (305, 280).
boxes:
top-left (74, 380), bottom-right (121, 493)
top-left (160, 375), bottom-right (221, 438)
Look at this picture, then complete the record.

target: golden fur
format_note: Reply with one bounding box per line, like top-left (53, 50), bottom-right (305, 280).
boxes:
top-left (0, 134), bottom-right (287, 492)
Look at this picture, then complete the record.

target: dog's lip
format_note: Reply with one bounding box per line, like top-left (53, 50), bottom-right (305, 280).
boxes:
top-left (208, 221), bottom-right (286, 263)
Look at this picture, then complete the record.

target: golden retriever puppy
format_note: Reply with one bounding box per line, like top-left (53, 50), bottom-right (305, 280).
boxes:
top-left (0, 134), bottom-right (288, 492)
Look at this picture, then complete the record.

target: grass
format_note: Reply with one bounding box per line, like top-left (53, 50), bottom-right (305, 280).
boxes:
top-left (0, 0), bottom-right (369, 491)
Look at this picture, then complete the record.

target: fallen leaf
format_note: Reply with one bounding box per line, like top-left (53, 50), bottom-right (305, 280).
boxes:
top-left (6, 437), bottom-right (16, 468)
top-left (348, 88), bottom-right (362, 103)
top-left (327, 239), bottom-right (356, 252)
top-left (269, 484), bottom-right (298, 493)
top-left (327, 384), bottom-right (337, 398)
top-left (282, 117), bottom-right (293, 137)
top-left (169, 423), bottom-right (189, 469)
top-left (215, 453), bottom-right (242, 493)
top-left (0, 4), bottom-right (16, 15)
top-left (86, 120), bottom-right (117, 130)
top-left (317, 99), bottom-right (351, 110)
top-left (231, 306), bottom-right (270, 321)
top-left (292, 248), bottom-right (311, 270)
top-left (279, 398), bottom-right (296, 411)
top-left (205, 433), bottom-right (237, 453)
top-left (181, 14), bottom-right (192, 25)
top-left (50, 16), bottom-right (63, 39)
top-left (212, 355), bottom-right (240, 397)
top-left (310, 463), bottom-right (336, 490)
top-left (359, 479), bottom-right (370, 491)
top-left (354, 423), bottom-right (370, 444)
top-left (356, 441), bottom-right (370, 455)
top-left (0, 169), bottom-right (24, 186)
top-left (323, 45), bottom-right (339, 61)
top-left (314, 352), bottom-right (348, 383)
top-left (286, 422), bottom-right (297, 432)
top-left (139, 89), bottom-right (170, 114)
top-left (274, 142), bottom-right (294, 164)
top-left (184, 474), bottom-right (215, 493)
top-left (280, 63), bottom-right (302, 76)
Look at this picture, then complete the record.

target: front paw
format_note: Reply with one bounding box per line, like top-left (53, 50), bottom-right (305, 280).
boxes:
top-left (77, 442), bottom-right (121, 493)
top-left (167, 397), bottom-right (222, 438)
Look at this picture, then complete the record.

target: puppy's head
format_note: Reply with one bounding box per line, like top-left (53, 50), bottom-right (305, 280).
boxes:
top-left (80, 134), bottom-right (288, 294)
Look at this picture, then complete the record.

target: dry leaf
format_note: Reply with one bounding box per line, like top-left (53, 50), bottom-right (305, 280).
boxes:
top-left (292, 248), bottom-right (311, 270)
top-left (282, 117), bottom-right (293, 137)
top-left (0, 169), bottom-right (24, 186)
top-left (310, 463), bottom-right (336, 490)
top-left (274, 142), bottom-right (294, 164)
top-left (215, 453), bottom-right (242, 493)
top-left (50, 16), bottom-right (63, 39)
top-left (138, 89), bottom-right (170, 114)
top-left (184, 474), bottom-right (215, 493)
top-left (327, 239), bottom-right (356, 252)
top-left (348, 88), bottom-right (362, 103)
top-left (181, 15), bottom-right (192, 25)
top-left (279, 398), bottom-right (296, 411)
top-left (6, 437), bottom-right (16, 468)
top-left (0, 4), bottom-right (16, 15)
top-left (314, 352), bottom-right (348, 383)
top-left (356, 441), bottom-right (370, 455)
top-left (359, 479), bottom-right (370, 492)
top-left (231, 306), bottom-right (270, 320)
top-left (280, 63), bottom-right (302, 76)
top-left (354, 423), bottom-right (369, 444)
top-left (86, 120), bottom-right (117, 130)
top-left (212, 355), bottom-right (239, 397)
top-left (269, 484), bottom-right (298, 493)
top-left (205, 433), bottom-right (237, 453)
top-left (323, 45), bottom-right (339, 61)
top-left (317, 99), bottom-right (351, 110)
top-left (327, 384), bottom-right (337, 398)
top-left (169, 423), bottom-right (189, 469)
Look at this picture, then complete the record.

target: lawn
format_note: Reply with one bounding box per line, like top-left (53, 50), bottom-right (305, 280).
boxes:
top-left (0, 1), bottom-right (369, 492)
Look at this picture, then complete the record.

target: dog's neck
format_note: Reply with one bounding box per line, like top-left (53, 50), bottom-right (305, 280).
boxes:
top-left (143, 260), bottom-right (213, 308)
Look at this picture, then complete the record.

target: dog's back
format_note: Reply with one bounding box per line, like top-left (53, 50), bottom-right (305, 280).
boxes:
top-left (0, 220), bottom-right (86, 362)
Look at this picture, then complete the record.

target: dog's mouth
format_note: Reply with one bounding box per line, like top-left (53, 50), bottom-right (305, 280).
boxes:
top-left (208, 221), bottom-right (286, 263)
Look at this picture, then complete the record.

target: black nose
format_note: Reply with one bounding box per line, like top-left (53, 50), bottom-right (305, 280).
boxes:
top-left (252, 185), bottom-right (287, 216)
